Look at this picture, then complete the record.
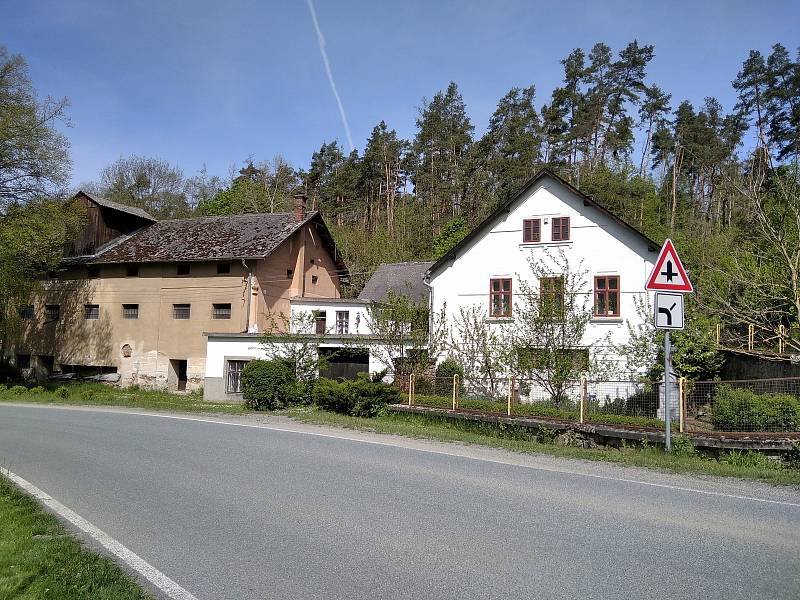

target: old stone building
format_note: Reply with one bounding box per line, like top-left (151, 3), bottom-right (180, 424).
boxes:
top-left (11, 191), bottom-right (346, 392)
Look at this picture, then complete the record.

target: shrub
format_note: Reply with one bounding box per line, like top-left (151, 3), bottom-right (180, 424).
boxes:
top-left (313, 375), bottom-right (401, 418)
top-left (54, 386), bottom-right (70, 399)
top-left (436, 358), bottom-right (464, 380)
top-left (8, 385), bottom-right (27, 395)
top-left (313, 378), bottom-right (354, 414)
top-left (784, 442), bottom-right (800, 470)
top-left (670, 435), bottom-right (697, 457)
top-left (284, 381), bottom-right (315, 406)
top-left (242, 360), bottom-right (295, 410)
top-left (28, 386), bottom-right (45, 394)
top-left (712, 386), bottom-right (800, 432)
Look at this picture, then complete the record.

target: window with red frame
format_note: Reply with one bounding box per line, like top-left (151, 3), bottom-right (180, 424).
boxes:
top-left (523, 219), bottom-right (541, 243)
top-left (490, 278), bottom-right (512, 317)
top-left (594, 275), bottom-right (620, 317)
top-left (552, 217), bottom-right (570, 241)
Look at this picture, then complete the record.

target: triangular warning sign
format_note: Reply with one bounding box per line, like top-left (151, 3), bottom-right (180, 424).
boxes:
top-left (646, 239), bottom-right (693, 292)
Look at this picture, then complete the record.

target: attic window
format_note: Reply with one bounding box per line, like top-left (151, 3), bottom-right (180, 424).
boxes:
top-left (217, 263), bottom-right (231, 274)
top-left (126, 265), bottom-right (139, 277)
top-left (523, 219), bottom-right (541, 243)
top-left (177, 264), bottom-right (190, 276)
top-left (312, 275), bottom-right (318, 285)
top-left (286, 269), bottom-right (293, 279)
top-left (552, 217), bottom-right (570, 242)
top-left (309, 258), bottom-right (315, 265)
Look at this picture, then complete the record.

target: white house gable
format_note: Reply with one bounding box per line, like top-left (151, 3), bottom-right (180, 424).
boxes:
top-left (428, 172), bottom-right (657, 359)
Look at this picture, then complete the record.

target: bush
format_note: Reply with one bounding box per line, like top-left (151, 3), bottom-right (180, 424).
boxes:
top-left (28, 386), bottom-right (45, 394)
top-left (670, 435), bottom-right (697, 457)
top-left (284, 381), bottom-right (315, 406)
top-left (784, 442), bottom-right (800, 470)
top-left (436, 358), bottom-right (464, 380)
top-left (8, 385), bottom-right (27, 395)
top-left (54, 386), bottom-right (70, 399)
top-left (242, 360), bottom-right (295, 410)
top-left (712, 386), bottom-right (800, 432)
top-left (313, 375), bottom-right (401, 418)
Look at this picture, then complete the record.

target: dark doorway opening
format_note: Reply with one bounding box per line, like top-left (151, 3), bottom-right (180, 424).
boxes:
top-left (319, 348), bottom-right (369, 380)
top-left (170, 359), bottom-right (188, 391)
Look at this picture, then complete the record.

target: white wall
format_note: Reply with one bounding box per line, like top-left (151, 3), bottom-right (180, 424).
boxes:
top-left (290, 300), bottom-right (371, 335)
top-left (429, 178), bottom-right (656, 371)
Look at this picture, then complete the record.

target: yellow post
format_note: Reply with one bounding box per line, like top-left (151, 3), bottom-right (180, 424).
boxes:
top-left (679, 377), bottom-right (685, 433)
top-left (507, 377), bottom-right (513, 416)
top-left (408, 373), bottom-right (414, 406)
top-left (452, 374), bottom-right (458, 410)
top-left (580, 377), bottom-right (587, 424)
top-left (779, 325), bottom-right (786, 354)
top-left (748, 324), bottom-right (755, 351)
top-left (715, 323), bottom-right (721, 346)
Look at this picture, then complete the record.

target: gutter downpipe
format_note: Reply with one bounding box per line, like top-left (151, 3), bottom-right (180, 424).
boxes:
top-left (242, 259), bottom-right (252, 333)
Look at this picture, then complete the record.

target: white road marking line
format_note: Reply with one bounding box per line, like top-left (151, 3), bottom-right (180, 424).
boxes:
top-left (4, 402), bottom-right (800, 509)
top-left (1, 467), bottom-right (199, 600)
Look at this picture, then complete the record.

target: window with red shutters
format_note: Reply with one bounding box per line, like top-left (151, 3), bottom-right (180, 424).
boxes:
top-left (552, 217), bottom-right (570, 241)
top-left (523, 219), bottom-right (541, 243)
top-left (490, 278), bottom-right (512, 317)
top-left (594, 275), bottom-right (620, 317)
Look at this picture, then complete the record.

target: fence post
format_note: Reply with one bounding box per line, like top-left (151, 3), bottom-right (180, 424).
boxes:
top-left (679, 377), bottom-right (685, 433)
top-left (580, 377), bottom-right (587, 424)
top-left (408, 373), bottom-right (414, 406)
top-left (452, 374), bottom-right (458, 410)
top-left (778, 325), bottom-right (786, 354)
top-left (507, 377), bottom-right (514, 417)
top-left (748, 324), bottom-right (755, 351)
top-left (715, 323), bottom-right (721, 346)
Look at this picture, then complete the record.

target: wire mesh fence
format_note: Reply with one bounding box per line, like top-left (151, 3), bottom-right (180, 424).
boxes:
top-left (397, 373), bottom-right (800, 435)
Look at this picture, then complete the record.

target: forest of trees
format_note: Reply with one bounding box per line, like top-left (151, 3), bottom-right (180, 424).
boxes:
top-left (2, 40), bottom-right (800, 355)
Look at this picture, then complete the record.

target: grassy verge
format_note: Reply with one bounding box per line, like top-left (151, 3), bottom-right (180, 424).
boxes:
top-left (0, 382), bottom-right (248, 414)
top-left (0, 474), bottom-right (152, 599)
top-left (280, 406), bottom-right (800, 486)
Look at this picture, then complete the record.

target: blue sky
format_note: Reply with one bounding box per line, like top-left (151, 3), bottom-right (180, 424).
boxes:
top-left (3, 0), bottom-right (799, 187)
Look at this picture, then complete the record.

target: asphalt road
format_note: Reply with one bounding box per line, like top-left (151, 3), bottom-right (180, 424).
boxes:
top-left (0, 403), bottom-right (798, 600)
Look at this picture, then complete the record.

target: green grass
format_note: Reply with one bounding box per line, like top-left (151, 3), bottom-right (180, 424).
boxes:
top-left (279, 406), bottom-right (800, 486)
top-left (0, 382), bottom-right (248, 414)
top-left (0, 475), bottom-right (152, 600)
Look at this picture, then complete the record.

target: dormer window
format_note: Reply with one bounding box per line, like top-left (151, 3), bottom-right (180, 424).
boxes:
top-left (523, 219), bottom-right (541, 243)
top-left (552, 217), bottom-right (570, 242)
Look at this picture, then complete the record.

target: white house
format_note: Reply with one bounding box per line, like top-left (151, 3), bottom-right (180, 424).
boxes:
top-left (203, 264), bottom-right (432, 402)
top-left (426, 169), bottom-right (659, 378)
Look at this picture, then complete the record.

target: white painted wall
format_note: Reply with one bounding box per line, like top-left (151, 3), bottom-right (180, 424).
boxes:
top-left (428, 177), bottom-right (657, 372)
top-left (290, 300), bottom-right (371, 335)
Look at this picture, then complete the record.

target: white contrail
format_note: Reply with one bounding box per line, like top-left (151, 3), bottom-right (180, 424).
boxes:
top-left (306, 0), bottom-right (354, 152)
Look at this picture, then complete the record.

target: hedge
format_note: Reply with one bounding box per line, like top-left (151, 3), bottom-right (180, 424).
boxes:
top-left (313, 375), bottom-right (401, 418)
top-left (241, 360), bottom-right (295, 410)
top-left (711, 386), bottom-right (800, 432)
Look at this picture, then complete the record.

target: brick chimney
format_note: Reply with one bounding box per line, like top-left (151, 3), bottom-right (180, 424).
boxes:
top-left (293, 193), bottom-right (307, 223)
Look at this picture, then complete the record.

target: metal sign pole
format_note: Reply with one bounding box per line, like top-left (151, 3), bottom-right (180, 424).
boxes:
top-left (664, 330), bottom-right (671, 452)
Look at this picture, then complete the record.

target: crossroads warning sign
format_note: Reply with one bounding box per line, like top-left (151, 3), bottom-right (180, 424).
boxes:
top-left (645, 239), bottom-right (693, 293)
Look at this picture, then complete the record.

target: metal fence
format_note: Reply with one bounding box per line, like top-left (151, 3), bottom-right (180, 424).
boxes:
top-left (399, 374), bottom-right (800, 435)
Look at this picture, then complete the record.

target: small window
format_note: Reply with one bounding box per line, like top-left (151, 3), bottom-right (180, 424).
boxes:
top-left (314, 310), bottom-right (327, 334)
top-left (87, 266), bottom-right (100, 278)
top-left (126, 265), bottom-right (139, 277)
top-left (490, 278), bottom-right (512, 317)
top-left (84, 304), bottom-right (100, 320)
top-left (176, 264), bottom-right (190, 276)
top-left (217, 263), bottom-right (231, 274)
top-left (212, 303), bottom-right (231, 319)
top-left (311, 275), bottom-right (319, 285)
top-left (122, 304), bottom-right (139, 319)
top-left (19, 305), bottom-right (34, 320)
top-left (226, 360), bottom-right (248, 393)
top-left (286, 269), bottom-right (294, 279)
top-left (173, 304), bottom-right (191, 319)
top-left (594, 276), bottom-right (620, 317)
top-left (552, 217), bottom-right (570, 242)
top-left (16, 354), bottom-right (31, 369)
top-left (540, 276), bottom-right (565, 318)
top-left (336, 311), bottom-right (349, 334)
top-left (45, 304), bottom-right (60, 322)
top-left (523, 219), bottom-right (541, 243)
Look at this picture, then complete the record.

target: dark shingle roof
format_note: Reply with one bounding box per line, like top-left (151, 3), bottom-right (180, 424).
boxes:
top-left (79, 191), bottom-right (157, 222)
top-left (358, 261), bottom-right (433, 304)
top-left (92, 212), bottom-right (316, 264)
